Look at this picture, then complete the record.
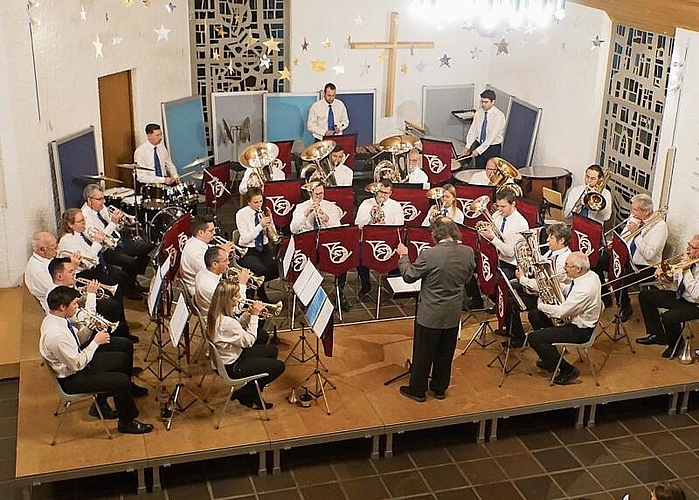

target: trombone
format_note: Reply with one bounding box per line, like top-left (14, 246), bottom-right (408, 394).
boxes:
top-left (107, 205), bottom-right (138, 227)
top-left (75, 278), bottom-right (119, 300)
top-left (58, 250), bottom-right (98, 268)
top-left (212, 235), bottom-right (248, 261)
top-left (75, 307), bottom-right (120, 332)
top-left (225, 264), bottom-right (265, 290)
top-left (240, 298), bottom-right (283, 318)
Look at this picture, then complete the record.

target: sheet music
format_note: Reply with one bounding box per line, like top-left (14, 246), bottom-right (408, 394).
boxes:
top-left (312, 300), bottom-right (334, 339)
top-left (148, 253), bottom-right (171, 317)
top-left (292, 260), bottom-right (323, 306)
top-left (305, 286), bottom-right (327, 326)
top-left (282, 235), bottom-right (295, 279)
top-left (169, 296), bottom-right (189, 347)
top-left (387, 276), bottom-right (422, 293)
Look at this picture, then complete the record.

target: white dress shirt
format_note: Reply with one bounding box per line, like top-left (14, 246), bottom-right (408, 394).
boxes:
top-left (236, 205), bottom-right (269, 248)
top-left (82, 203), bottom-right (121, 241)
top-left (40, 313), bottom-right (100, 378)
top-left (563, 185), bottom-right (613, 224)
top-left (238, 166), bottom-right (286, 195)
top-left (408, 169), bottom-right (430, 189)
top-left (195, 268), bottom-right (221, 318)
top-left (421, 206), bottom-right (465, 227)
top-left (490, 209), bottom-right (529, 266)
top-left (58, 233), bottom-right (102, 273)
top-left (25, 253), bottom-right (54, 310)
top-left (465, 106), bottom-right (506, 154)
top-left (538, 269), bottom-right (602, 329)
top-left (332, 163), bottom-right (354, 187)
top-left (519, 246), bottom-right (572, 292)
top-left (44, 284), bottom-right (96, 315)
top-left (355, 198), bottom-right (405, 228)
top-left (676, 264), bottom-right (699, 304)
top-left (211, 314), bottom-right (259, 365)
top-left (134, 141), bottom-right (179, 184)
top-left (290, 199), bottom-right (343, 234)
top-left (624, 218), bottom-right (668, 267)
top-left (180, 237), bottom-right (208, 295)
top-left (307, 98), bottom-right (349, 140)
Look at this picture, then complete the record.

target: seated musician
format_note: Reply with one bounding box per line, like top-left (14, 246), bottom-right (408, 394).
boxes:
top-left (82, 184), bottom-right (155, 299)
top-left (329, 144), bottom-right (354, 187)
top-left (469, 157), bottom-right (499, 186)
top-left (40, 286), bottom-right (152, 434)
top-left (562, 164), bottom-right (612, 225)
top-left (355, 179), bottom-right (405, 298)
top-left (235, 187), bottom-right (280, 303)
top-left (529, 251), bottom-right (602, 385)
top-left (133, 123), bottom-right (179, 185)
top-left (422, 184), bottom-right (464, 227)
top-left (26, 231), bottom-right (78, 310)
top-left (206, 279), bottom-right (285, 409)
top-left (637, 235), bottom-right (699, 358)
top-left (181, 215), bottom-right (233, 296)
top-left (614, 194), bottom-right (668, 323)
top-left (406, 148), bottom-right (430, 189)
top-left (517, 223), bottom-right (572, 331)
top-left (239, 162), bottom-right (285, 195)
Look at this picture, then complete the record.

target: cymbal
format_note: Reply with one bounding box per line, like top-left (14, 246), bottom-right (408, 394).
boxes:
top-left (300, 140), bottom-right (335, 162)
top-left (182, 155), bottom-right (214, 170)
top-left (239, 142), bottom-right (279, 169)
top-left (116, 163), bottom-right (150, 171)
top-left (379, 134), bottom-right (421, 154)
top-left (181, 171), bottom-right (204, 180)
top-left (83, 174), bottom-right (123, 184)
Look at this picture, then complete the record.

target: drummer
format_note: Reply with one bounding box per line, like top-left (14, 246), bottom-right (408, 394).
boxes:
top-left (133, 123), bottom-right (180, 185)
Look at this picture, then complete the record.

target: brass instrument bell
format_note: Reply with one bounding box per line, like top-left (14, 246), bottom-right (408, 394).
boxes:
top-left (239, 142), bottom-right (280, 172)
top-left (300, 140), bottom-right (336, 162)
top-left (378, 134), bottom-right (421, 154)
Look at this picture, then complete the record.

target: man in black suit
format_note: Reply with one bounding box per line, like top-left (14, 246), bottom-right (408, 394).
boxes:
top-left (395, 217), bottom-right (476, 402)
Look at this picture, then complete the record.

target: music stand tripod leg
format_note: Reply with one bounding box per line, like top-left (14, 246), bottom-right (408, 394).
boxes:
top-left (461, 318), bottom-right (495, 355)
top-left (383, 359), bottom-right (412, 386)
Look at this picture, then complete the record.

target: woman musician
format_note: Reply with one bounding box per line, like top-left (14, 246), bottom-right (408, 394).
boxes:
top-left (422, 184), bottom-right (464, 226)
top-left (207, 279), bottom-right (285, 410)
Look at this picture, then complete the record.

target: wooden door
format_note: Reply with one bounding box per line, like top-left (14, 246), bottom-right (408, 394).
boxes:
top-left (98, 71), bottom-right (135, 188)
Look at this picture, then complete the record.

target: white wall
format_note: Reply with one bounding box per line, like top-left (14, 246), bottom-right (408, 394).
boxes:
top-left (0, 0), bottom-right (191, 286)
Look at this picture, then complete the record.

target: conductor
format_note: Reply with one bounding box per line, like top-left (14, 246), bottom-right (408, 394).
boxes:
top-left (395, 217), bottom-right (475, 402)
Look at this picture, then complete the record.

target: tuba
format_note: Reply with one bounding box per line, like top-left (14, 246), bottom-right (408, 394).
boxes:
top-left (239, 142), bottom-right (281, 189)
top-left (469, 195), bottom-right (503, 241)
top-left (373, 159), bottom-right (403, 183)
top-left (488, 157), bottom-right (523, 197)
top-left (531, 261), bottom-right (569, 326)
top-left (300, 140), bottom-right (337, 186)
top-left (376, 134), bottom-right (420, 183)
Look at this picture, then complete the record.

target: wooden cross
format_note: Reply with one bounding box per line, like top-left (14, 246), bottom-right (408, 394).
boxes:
top-left (349, 12), bottom-right (434, 117)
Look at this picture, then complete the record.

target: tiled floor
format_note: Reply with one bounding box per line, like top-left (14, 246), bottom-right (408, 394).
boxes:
top-left (4, 379), bottom-right (699, 500)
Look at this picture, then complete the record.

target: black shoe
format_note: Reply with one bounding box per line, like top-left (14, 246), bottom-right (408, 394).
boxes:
top-left (118, 419), bottom-right (154, 434)
top-left (358, 285), bottom-right (371, 299)
top-left (399, 386), bottom-right (426, 402)
top-left (467, 299), bottom-right (485, 310)
top-left (602, 296), bottom-right (613, 308)
top-left (618, 306), bottom-right (633, 323)
top-left (500, 339), bottom-right (524, 349)
top-left (637, 335), bottom-right (665, 346)
top-left (535, 360), bottom-right (554, 372)
top-left (553, 366), bottom-right (580, 385)
top-left (340, 297), bottom-right (352, 312)
top-left (88, 402), bottom-right (119, 420)
top-left (430, 388), bottom-right (446, 400)
top-left (493, 329), bottom-right (510, 338)
top-left (135, 283), bottom-right (150, 293)
top-left (131, 366), bottom-right (144, 376)
top-left (131, 384), bottom-right (149, 398)
top-left (662, 342), bottom-right (683, 359)
top-left (125, 290), bottom-right (143, 301)
top-left (127, 334), bottom-right (140, 344)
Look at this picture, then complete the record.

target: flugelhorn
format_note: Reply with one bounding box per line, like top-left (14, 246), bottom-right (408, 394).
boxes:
top-left (240, 298), bottom-right (283, 318)
top-left (257, 207), bottom-right (282, 244)
top-left (212, 235), bottom-right (248, 261)
top-left (75, 277), bottom-right (119, 299)
top-left (85, 226), bottom-right (118, 249)
top-left (225, 264), bottom-right (265, 290)
top-left (57, 250), bottom-right (98, 268)
top-left (76, 307), bottom-right (119, 332)
top-left (107, 205), bottom-right (138, 227)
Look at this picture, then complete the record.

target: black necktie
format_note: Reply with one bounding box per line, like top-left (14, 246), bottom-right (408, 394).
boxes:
top-left (154, 147), bottom-right (163, 177)
top-left (66, 319), bottom-right (82, 352)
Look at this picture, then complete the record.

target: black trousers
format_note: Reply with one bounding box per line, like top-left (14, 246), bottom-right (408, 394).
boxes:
top-left (615, 264), bottom-right (654, 309)
top-left (238, 245), bottom-right (279, 300)
top-left (639, 289), bottom-right (699, 347)
top-left (529, 324), bottom-right (594, 372)
top-left (104, 237), bottom-right (155, 279)
top-left (499, 263), bottom-right (527, 342)
top-left (408, 322), bottom-right (459, 395)
top-left (224, 345), bottom-right (285, 404)
top-left (59, 337), bottom-right (137, 422)
top-left (475, 143), bottom-right (502, 170)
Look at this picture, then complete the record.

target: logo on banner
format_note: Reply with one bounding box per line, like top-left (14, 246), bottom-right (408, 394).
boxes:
top-left (424, 154), bottom-right (447, 174)
top-left (410, 241), bottom-right (431, 254)
top-left (207, 177), bottom-right (226, 198)
top-left (481, 253), bottom-right (493, 281)
top-left (497, 287), bottom-right (505, 318)
top-left (366, 240), bottom-right (395, 262)
top-left (398, 201), bottom-right (421, 222)
top-left (292, 249), bottom-right (308, 272)
top-left (573, 230), bottom-right (592, 256)
top-left (267, 196), bottom-right (295, 217)
top-left (458, 198), bottom-right (480, 218)
top-left (611, 249), bottom-right (622, 279)
top-left (165, 245), bottom-right (177, 267)
top-left (177, 232), bottom-right (188, 252)
top-left (321, 242), bottom-right (353, 264)
top-left (272, 158), bottom-right (285, 172)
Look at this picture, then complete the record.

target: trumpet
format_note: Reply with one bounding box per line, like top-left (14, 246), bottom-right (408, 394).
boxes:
top-left (75, 278), bottom-right (119, 299)
top-left (212, 235), bottom-right (248, 261)
top-left (58, 250), bottom-right (98, 268)
top-left (225, 264), bottom-right (265, 290)
top-left (257, 207), bottom-right (282, 244)
top-left (86, 226), bottom-right (118, 250)
top-left (469, 195), bottom-right (504, 241)
top-left (240, 298), bottom-right (283, 318)
top-left (107, 206), bottom-right (138, 227)
top-left (75, 307), bottom-right (119, 332)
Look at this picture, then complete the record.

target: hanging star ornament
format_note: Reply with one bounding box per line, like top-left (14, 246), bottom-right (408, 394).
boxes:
top-left (591, 35), bottom-right (605, 49)
top-left (263, 37), bottom-right (280, 54)
top-left (121, 0), bottom-right (134, 6)
top-left (245, 30), bottom-right (258, 48)
top-left (360, 60), bottom-right (371, 76)
top-left (353, 14), bottom-right (364, 26)
top-left (321, 38), bottom-right (332, 49)
top-left (400, 63), bottom-right (408, 75)
top-left (165, 2), bottom-right (176, 13)
top-left (470, 46), bottom-right (482, 60)
top-left (415, 61), bottom-right (426, 73)
top-left (494, 38), bottom-right (509, 55)
top-left (301, 37), bottom-right (309, 51)
top-left (311, 59), bottom-right (326, 73)
top-left (438, 53), bottom-right (451, 68)
top-left (332, 60), bottom-right (345, 75)
top-left (80, 5), bottom-right (87, 21)
top-left (155, 24), bottom-right (171, 41)
top-left (112, 35), bottom-right (123, 46)
top-left (142, 0), bottom-right (151, 6)
top-left (378, 52), bottom-right (388, 64)
top-left (217, 26), bottom-right (225, 38)
top-left (279, 65), bottom-right (292, 82)
top-left (92, 34), bottom-right (103, 58)
top-left (292, 57), bottom-right (300, 67)
top-left (260, 54), bottom-right (271, 69)
top-left (213, 49), bottom-right (221, 61)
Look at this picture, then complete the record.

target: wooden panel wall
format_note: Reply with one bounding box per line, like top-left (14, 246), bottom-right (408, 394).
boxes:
top-left (573, 0), bottom-right (699, 35)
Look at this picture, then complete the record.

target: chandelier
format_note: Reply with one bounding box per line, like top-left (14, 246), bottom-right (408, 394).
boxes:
top-left (408, 0), bottom-right (567, 31)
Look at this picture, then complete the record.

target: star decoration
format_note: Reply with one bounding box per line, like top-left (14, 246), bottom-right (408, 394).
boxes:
top-left (213, 49), bottom-right (220, 61)
top-left (217, 26), bottom-right (225, 37)
top-left (112, 35), bottom-right (123, 45)
top-left (591, 35), bottom-right (605, 49)
top-left (360, 60), bottom-right (371, 76)
top-left (260, 54), bottom-right (271, 69)
top-left (279, 65), bottom-right (292, 81)
top-left (80, 5), bottom-right (87, 21)
top-left (165, 2), bottom-right (176, 13)
top-left (494, 38), bottom-right (509, 55)
top-left (226, 60), bottom-right (234, 75)
top-left (400, 63), bottom-right (408, 75)
top-left (92, 34), bottom-right (103, 58)
top-left (415, 61), bottom-right (426, 73)
top-left (292, 57), bottom-right (300, 66)
top-left (142, 0), bottom-right (151, 6)
top-left (353, 14), bottom-right (364, 26)
top-left (245, 30), bottom-right (258, 48)
top-left (155, 24), bottom-right (171, 41)
top-left (331, 60), bottom-right (345, 75)
top-left (301, 37), bottom-right (309, 51)
top-left (234, 12), bottom-right (240, 23)
top-left (561, 42), bottom-right (566, 51)
top-left (524, 23), bottom-right (536, 35)
top-left (310, 59), bottom-right (326, 73)
top-left (121, 0), bottom-right (134, 6)
top-left (438, 53), bottom-right (451, 68)
top-left (378, 52), bottom-right (388, 64)
top-left (321, 38), bottom-right (332, 49)
top-left (470, 46), bottom-right (482, 60)
top-left (462, 19), bottom-right (475, 31)
top-left (263, 37), bottom-right (280, 54)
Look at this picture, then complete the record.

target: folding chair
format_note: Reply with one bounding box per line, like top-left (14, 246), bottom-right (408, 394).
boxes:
top-left (175, 277), bottom-right (209, 365)
top-left (551, 322), bottom-right (603, 386)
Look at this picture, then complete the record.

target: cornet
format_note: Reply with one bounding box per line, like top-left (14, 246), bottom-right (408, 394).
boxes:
top-left (75, 278), bottom-right (119, 300)
top-left (240, 298), bottom-right (283, 318)
top-left (58, 250), bottom-right (98, 268)
top-left (85, 227), bottom-right (118, 250)
top-left (212, 235), bottom-right (248, 261)
top-left (107, 206), bottom-right (138, 227)
top-left (225, 264), bottom-right (265, 290)
top-left (75, 307), bottom-right (120, 332)
top-left (257, 207), bottom-right (282, 244)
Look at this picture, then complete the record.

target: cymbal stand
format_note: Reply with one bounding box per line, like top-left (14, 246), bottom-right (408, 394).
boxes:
top-left (299, 324), bottom-right (335, 415)
top-left (129, 166), bottom-right (143, 239)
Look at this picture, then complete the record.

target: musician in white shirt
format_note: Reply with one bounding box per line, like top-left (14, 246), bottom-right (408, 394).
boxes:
top-left (463, 89), bottom-right (506, 169)
top-left (422, 184), bottom-right (464, 227)
top-left (290, 182), bottom-right (343, 234)
top-left (329, 144), bottom-right (354, 187)
top-left (238, 163), bottom-right (286, 195)
top-left (307, 83), bottom-right (349, 141)
top-left (562, 164), bottom-right (612, 225)
top-left (133, 123), bottom-right (179, 185)
top-left (25, 232), bottom-right (76, 310)
top-left (181, 216), bottom-right (233, 296)
top-left (529, 251), bottom-right (602, 384)
top-left (407, 148), bottom-right (429, 189)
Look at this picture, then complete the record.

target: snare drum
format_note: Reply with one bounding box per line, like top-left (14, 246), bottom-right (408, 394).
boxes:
top-left (141, 184), bottom-right (167, 210)
top-left (104, 187), bottom-right (134, 208)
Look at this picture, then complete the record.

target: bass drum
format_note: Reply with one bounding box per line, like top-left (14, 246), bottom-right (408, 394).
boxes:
top-left (147, 206), bottom-right (187, 245)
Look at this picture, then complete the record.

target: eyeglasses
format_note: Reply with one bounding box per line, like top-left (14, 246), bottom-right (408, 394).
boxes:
top-left (89, 196), bottom-right (105, 201)
top-left (73, 218), bottom-right (86, 223)
top-left (563, 263), bottom-right (579, 269)
top-left (378, 190), bottom-right (392, 195)
top-left (687, 242), bottom-right (699, 251)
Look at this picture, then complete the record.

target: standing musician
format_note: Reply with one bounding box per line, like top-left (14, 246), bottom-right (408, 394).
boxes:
top-left (239, 160), bottom-right (286, 195)
top-left (463, 89), bottom-right (506, 169)
top-left (40, 286), bottom-right (152, 434)
top-left (355, 179), bottom-right (405, 298)
top-left (307, 82), bottom-right (349, 141)
top-left (180, 215), bottom-right (233, 296)
top-left (529, 251), bottom-right (602, 385)
top-left (563, 164), bottom-right (612, 225)
top-left (328, 144), bottom-right (354, 187)
top-left (614, 194), bottom-right (668, 323)
top-left (236, 187), bottom-right (280, 303)
top-left (406, 148), bottom-right (430, 189)
top-left (422, 184), bottom-right (464, 226)
top-left (133, 123), bottom-right (179, 185)
top-left (637, 235), bottom-right (699, 358)
top-left (290, 182), bottom-right (344, 234)
top-left (206, 280), bottom-right (285, 410)
top-left (395, 217), bottom-right (475, 402)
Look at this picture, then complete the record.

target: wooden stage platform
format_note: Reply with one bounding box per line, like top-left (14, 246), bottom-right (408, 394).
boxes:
top-left (11, 286), bottom-right (699, 496)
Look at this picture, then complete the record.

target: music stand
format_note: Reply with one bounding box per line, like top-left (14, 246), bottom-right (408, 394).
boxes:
top-left (360, 225), bottom-right (402, 320)
top-left (317, 226), bottom-right (360, 322)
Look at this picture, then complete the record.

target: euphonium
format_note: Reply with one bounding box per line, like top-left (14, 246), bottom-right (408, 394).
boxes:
top-left (469, 195), bottom-right (504, 241)
top-left (488, 157), bottom-right (523, 197)
top-left (75, 278), bottom-right (119, 300)
top-left (427, 187), bottom-right (446, 223)
top-left (225, 264), bottom-right (265, 290)
top-left (57, 250), bottom-right (98, 268)
top-left (531, 261), bottom-right (569, 326)
top-left (257, 207), bottom-right (282, 244)
top-left (240, 298), bottom-right (283, 318)
top-left (581, 168), bottom-right (612, 212)
top-left (365, 182), bottom-right (386, 224)
top-left (619, 206), bottom-right (668, 243)
top-left (85, 226), bottom-right (118, 250)
top-left (75, 307), bottom-right (120, 332)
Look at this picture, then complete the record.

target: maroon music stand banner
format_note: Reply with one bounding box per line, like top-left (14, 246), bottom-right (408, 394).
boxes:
top-left (323, 133), bottom-right (356, 170)
top-left (392, 187), bottom-right (430, 227)
top-left (609, 233), bottom-right (630, 281)
top-left (421, 138), bottom-right (452, 186)
top-left (205, 163), bottom-right (232, 208)
top-left (516, 198), bottom-right (540, 228)
top-left (405, 227), bottom-right (434, 262)
top-left (495, 273), bottom-right (510, 331)
top-left (272, 140), bottom-right (294, 177)
top-left (281, 231), bottom-right (318, 283)
top-left (360, 225), bottom-right (402, 274)
top-left (317, 226), bottom-right (360, 276)
top-left (160, 213), bottom-right (193, 282)
top-left (457, 224), bottom-right (478, 251)
top-left (571, 213), bottom-right (603, 267)
top-left (263, 179), bottom-right (301, 230)
top-left (477, 235), bottom-right (499, 297)
top-left (323, 187), bottom-right (355, 225)
top-left (455, 184), bottom-right (495, 228)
